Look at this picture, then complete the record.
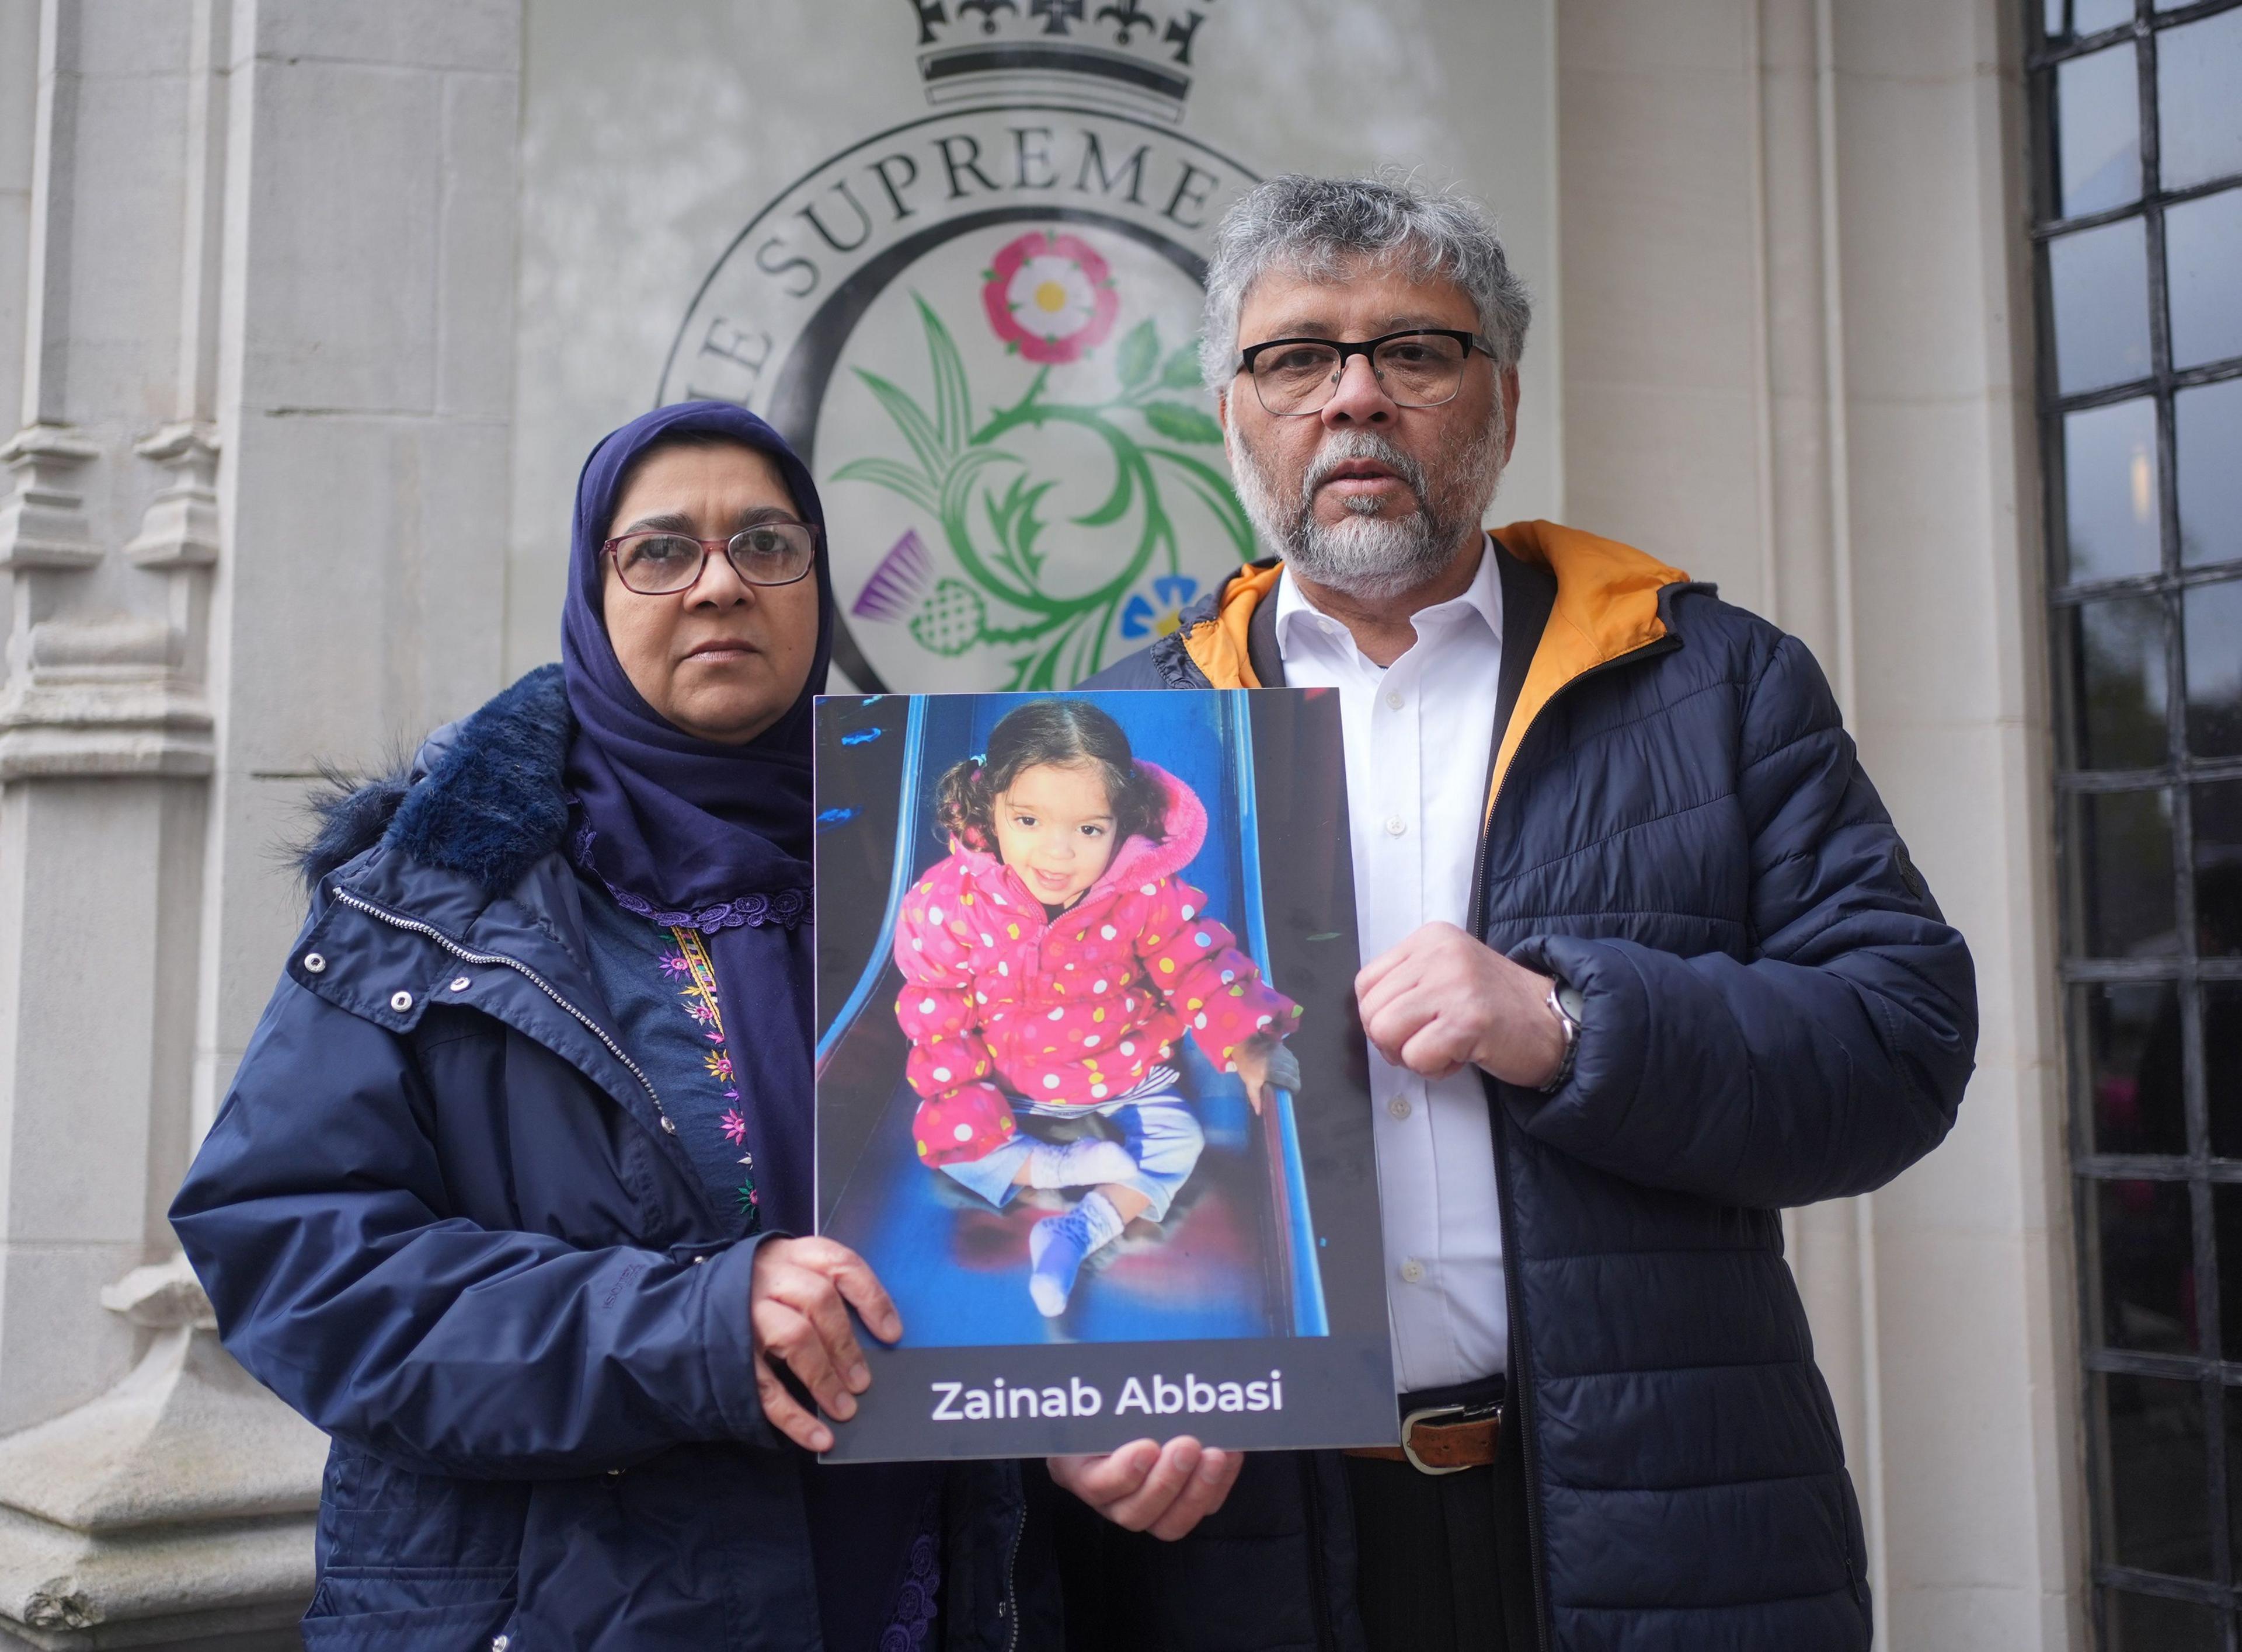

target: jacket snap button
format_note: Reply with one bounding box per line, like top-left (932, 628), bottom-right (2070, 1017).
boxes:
top-left (302, 953), bottom-right (326, 974)
top-left (492, 1637), bottom-right (510, 1651)
top-left (389, 990), bottom-right (413, 1013)
top-left (692, 1254), bottom-right (707, 1264)
top-left (450, 975), bottom-right (471, 992)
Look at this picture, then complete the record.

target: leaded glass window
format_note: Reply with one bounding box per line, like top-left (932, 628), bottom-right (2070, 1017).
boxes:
top-left (2032, 2), bottom-right (2242, 1646)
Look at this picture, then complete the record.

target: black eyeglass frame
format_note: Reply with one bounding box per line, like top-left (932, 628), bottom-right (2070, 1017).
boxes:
top-left (1234, 328), bottom-right (1498, 416)
top-left (600, 521), bottom-right (823, 595)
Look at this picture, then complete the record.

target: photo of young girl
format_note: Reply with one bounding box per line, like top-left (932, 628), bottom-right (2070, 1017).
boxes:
top-left (812, 686), bottom-right (1394, 1460)
top-left (891, 700), bottom-right (1304, 1318)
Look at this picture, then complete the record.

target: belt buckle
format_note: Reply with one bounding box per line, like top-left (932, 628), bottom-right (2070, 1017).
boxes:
top-left (1398, 1402), bottom-right (1477, 1477)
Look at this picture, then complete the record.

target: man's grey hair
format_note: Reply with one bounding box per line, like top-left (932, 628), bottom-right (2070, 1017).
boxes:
top-left (1197, 173), bottom-right (1532, 395)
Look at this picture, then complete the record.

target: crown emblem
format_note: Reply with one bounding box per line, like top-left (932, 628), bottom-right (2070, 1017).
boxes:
top-left (906, 1), bottom-right (1216, 122)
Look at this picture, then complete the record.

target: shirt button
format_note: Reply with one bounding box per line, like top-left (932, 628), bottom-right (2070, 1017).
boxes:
top-left (1385, 691), bottom-right (1404, 710)
top-left (1386, 1095), bottom-right (1412, 1121)
top-left (1399, 1257), bottom-right (1425, 1285)
top-left (1385, 816), bottom-right (1407, 837)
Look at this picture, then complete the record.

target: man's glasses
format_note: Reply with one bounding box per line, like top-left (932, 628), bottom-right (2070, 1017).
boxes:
top-left (1236, 329), bottom-right (1495, 417)
top-left (602, 521), bottom-right (820, 595)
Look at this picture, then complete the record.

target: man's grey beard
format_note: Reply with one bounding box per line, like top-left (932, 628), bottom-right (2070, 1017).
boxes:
top-left (1228, 416), bottom-right (1506, 602)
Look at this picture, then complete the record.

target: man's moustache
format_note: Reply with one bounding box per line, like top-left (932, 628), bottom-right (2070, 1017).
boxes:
top-left (1299, 437), bottom-right (1429, 509)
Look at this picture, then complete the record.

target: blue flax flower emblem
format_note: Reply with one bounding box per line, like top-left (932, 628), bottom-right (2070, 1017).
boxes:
top-left (1120, 574), bottom-right (1200, 639)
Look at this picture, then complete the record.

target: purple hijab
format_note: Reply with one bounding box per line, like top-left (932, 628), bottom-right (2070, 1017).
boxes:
top-left (561, 400), bottom-right (831, 1235)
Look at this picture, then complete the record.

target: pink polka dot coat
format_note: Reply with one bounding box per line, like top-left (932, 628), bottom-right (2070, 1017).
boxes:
top-left (892, 764), bottom-right (1300, 1167)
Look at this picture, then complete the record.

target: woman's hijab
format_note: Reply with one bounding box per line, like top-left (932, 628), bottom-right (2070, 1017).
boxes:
top-left (560, 400), bottom-right (833, 1234)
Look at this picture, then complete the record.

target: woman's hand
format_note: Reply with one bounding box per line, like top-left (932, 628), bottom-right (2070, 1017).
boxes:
top-left (1047, 1438), bottom-right (1244, 1539)
top-left (749, 1236), bottom-right (901, 1452)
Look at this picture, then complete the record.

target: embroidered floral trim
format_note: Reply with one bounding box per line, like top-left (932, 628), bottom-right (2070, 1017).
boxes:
top-left (878, 1522), bottom-right (941, 1651)
top-left (663, 926), bottom-right (760, 1226)
top-left (622, 883), bottom-right (809, 932)
top-left (568, 818), bottom-right (809, 932)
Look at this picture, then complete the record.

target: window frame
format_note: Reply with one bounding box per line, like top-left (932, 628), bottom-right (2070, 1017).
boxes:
top-left (2030, 0), bottom-right (2242, 1640)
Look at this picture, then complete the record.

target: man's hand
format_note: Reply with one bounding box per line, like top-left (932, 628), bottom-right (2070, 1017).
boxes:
top-left (1355, 921), bottom-right (1565, 1088)
top-left (749, 1236), bottom-right (902, 1453)
top-left (1047, 1438), bottom-right (1244, 1539)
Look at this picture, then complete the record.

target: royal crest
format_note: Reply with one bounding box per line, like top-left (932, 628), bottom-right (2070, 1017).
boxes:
top-left (660, 5), bottom-right (1256, 692)
top-left (908, 0), bottom-right (1214, 121)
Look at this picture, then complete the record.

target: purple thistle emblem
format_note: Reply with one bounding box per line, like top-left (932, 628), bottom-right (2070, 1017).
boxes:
top-left (851, 529), bottom-right (933, 623)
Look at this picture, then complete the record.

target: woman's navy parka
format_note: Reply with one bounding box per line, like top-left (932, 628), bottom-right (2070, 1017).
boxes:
top-left (170, 667), bottom-right (1053, 1650)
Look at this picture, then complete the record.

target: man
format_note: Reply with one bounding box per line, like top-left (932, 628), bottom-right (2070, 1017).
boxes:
top-left (1045, 175), bottom-right (1976, 1652)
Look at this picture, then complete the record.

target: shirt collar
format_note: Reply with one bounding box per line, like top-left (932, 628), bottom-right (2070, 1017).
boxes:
top-left (1273, 532), bottom-right (1504, 662)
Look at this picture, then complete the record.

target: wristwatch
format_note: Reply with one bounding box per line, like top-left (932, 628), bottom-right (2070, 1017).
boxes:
top-left (1538, 978), bottom-right (1586, 1093)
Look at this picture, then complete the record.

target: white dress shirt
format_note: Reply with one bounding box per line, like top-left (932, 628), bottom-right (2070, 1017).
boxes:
top-left (1274, 539), bottom-right (1509, 1390)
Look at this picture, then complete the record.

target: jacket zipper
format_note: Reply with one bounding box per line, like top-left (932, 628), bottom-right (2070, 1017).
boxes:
top-left (325, 884), bottom-right (676, 1135)
top-left (1471, 633), bottom-right (1680, 1652)
top-left (1000, 1496), bottom-right (1024, 1652)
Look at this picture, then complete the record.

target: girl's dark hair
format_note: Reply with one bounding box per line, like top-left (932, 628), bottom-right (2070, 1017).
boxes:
top-left (935, 700), bottom-right (1168, 852)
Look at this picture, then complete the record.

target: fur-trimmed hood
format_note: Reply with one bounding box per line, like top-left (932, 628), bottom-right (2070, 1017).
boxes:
top-left (299, 664), bottom-right (573, 896)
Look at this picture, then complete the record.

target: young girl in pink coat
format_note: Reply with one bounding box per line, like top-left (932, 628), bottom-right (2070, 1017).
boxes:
top-left (892, 699), bottom-right (1301, 1316)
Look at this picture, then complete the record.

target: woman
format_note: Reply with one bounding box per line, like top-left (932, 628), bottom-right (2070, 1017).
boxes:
top-left (170, 403), bottom-right (1053, 1648)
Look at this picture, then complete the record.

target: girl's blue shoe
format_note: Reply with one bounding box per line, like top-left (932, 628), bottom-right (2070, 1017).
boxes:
top-left (1028, 1190), bottom-right (1123, 1316)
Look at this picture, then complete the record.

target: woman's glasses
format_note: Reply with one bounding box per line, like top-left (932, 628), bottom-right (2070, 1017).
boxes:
top-left (602, 521), bottom-right (820, 595)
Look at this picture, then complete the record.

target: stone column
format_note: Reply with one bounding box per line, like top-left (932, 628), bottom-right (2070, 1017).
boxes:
top-left (1558, 0), bottom-right (2083, 1645)
top-left (0, 1), bottom-right (523, 1644)
top-left (1822, 2), bottom-right (2084, 1646)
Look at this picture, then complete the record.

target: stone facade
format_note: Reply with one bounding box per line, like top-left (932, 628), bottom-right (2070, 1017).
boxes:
top-left (0, 2), bottom-right (517, 1644)
top-left (0, 2), bottom-right (2081, 1648)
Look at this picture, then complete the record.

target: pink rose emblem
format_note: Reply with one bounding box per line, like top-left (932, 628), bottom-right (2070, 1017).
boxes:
top-left (981, 231), bottom-right (1122, 365)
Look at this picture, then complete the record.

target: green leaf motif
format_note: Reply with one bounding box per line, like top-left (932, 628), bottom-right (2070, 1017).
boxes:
top-left (1117, 319), bottom-right (1160, 389)
top-left (1141, 402), bottom-right (1224, 444)
top-left (851, 368), bottom-right (946, 479)
top-left (831, 288), bottom-right (1254, 688)
top-left (910, 579), bottom-right (987, 657)
top-left (914, 295), bottom-right (973, 455)
top-left (828, 455), bottom-right (937, 517)
top-left (983, 472), bottom-right (1057, 583)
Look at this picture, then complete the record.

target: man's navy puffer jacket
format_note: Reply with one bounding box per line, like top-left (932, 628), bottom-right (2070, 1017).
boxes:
top-left (1074, 522), bottom-right (1978, 1652)
top-left (170, 668), bottom-right (1058, 1651)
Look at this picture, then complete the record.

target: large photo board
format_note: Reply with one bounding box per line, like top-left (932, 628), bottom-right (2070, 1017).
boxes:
top-left (813, 688), bottom-right (1394, 1460)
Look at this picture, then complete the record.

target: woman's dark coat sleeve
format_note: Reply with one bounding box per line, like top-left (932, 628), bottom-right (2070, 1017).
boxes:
top-left (170, 965), bottom-right (776, 1480)
top-left (1509, 632), bottom-right (1978, 1208)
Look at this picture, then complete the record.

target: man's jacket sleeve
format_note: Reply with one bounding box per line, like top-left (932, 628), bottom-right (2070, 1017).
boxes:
top-left (1508, 633), bottom-right (1978, 1208)
top-left (169, 971), bottom-right (777, 1480)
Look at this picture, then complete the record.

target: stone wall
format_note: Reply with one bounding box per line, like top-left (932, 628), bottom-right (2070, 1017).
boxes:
top-left (0, 2), bottom-right (520, 1644)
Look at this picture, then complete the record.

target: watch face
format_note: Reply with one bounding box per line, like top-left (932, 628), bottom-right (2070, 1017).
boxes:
top-left (1556, 984), bottom-right (1587, 1023)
